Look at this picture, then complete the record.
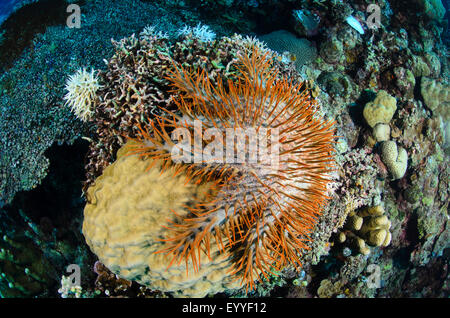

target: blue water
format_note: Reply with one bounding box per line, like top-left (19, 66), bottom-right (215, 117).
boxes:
top-left (0, 0), bottom-right (27, 26)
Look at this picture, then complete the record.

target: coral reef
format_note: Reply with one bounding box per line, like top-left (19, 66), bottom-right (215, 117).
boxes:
top-left (0, 0), bottom-right (193, 205)
top-left (281, 0), bottom-right (449, 299)
top-left (0, 0), bottom-right (448, 300)
top-left (82, 31), bottom-right (298, 190)
top-left (81, 29), bottom-right (337, 295)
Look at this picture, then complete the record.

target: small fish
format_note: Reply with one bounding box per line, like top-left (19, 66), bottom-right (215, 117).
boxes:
top-left (345, 15), bottom-right (365, 35)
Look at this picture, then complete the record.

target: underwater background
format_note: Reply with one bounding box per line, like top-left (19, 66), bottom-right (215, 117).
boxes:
top-left (0, 0), bottom-right (448, 298)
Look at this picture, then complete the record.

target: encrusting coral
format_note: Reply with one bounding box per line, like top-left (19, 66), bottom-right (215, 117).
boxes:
top-left (319, 36), bottom-right (344, 64)
top-left (82, 36), bottom-right (337, 294)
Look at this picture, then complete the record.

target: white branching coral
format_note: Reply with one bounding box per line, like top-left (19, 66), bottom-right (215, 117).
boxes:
top-left (140, 25), bottom-right (169, 39)
top-left (177, 22), bottom-right (216, 42)
top-left (64, 68), bottom-right (101, 121)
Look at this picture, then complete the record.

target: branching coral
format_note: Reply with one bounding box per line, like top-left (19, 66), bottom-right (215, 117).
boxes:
top-left (125, 47), bottom-right (336, 290)
top-left (335, 148), bottom-right (381, 209)
top-left (177, 22), bottom-right (216, 42)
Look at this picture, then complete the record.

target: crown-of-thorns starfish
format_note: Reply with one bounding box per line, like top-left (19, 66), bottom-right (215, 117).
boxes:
top-left (126, 46), bottom-right (336, 291)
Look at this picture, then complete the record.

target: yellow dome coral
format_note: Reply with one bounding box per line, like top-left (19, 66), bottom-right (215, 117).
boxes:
top-left (82, 141), bottom-right (241, 297)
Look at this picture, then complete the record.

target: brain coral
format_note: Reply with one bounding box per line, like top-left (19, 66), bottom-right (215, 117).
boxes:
top-left (83, 141), bottom-right (241, 297)
top-left (259, 30), bottom-right (317, 68)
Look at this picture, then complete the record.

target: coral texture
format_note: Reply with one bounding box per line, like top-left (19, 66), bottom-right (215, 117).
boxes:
top-left (373, 123), bottom-right (390, 142)
top-left (82, 32), bottom-right (293, 191)
top-left (319, 36), bottom-right (344, 64)
top-left (82, 35), bottom-right (336, 294)
top-left (420, 77), bottom-right (450, 121)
